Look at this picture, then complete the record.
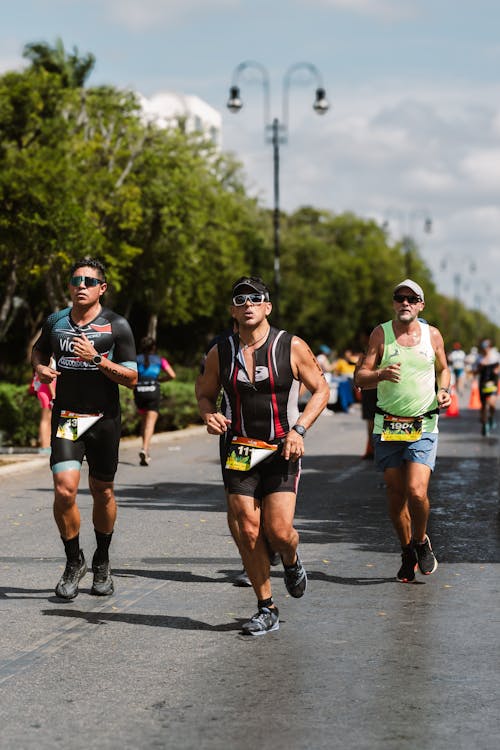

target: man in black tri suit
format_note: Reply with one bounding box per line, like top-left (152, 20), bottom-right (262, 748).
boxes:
top-left (196, 277), bottom-right (329, 635)
top-left (32, 258), bottom-right (137, 600)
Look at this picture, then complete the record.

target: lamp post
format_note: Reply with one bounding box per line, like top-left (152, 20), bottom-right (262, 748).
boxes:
top-left (227, 61), bottom-right (329, 324)
top-left (383, 209), bottom-right (432, 277)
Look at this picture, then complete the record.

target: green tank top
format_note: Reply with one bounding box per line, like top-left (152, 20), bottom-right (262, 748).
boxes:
top-left (374, 320), bottom-right (439, 434)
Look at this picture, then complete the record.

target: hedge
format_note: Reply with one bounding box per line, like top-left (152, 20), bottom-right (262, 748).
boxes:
top-left (0, 380), bottom-right (201, 447)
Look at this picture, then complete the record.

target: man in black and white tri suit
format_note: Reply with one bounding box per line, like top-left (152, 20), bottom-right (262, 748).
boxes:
top-left (32, 258), bottom-right (137, 600)
top-left (196, 276), bottom-right (329, 636)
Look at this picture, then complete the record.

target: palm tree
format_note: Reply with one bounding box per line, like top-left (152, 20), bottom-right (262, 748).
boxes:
top-left (23, 37), bottom-right (95, 88)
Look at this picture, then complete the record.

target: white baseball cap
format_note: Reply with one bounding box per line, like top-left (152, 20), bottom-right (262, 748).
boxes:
top-left (393, 278), bottom-right (424, 301)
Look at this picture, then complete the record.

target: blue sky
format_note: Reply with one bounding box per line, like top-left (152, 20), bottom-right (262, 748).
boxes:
top-left (2, 0), bottom-right (500, 317)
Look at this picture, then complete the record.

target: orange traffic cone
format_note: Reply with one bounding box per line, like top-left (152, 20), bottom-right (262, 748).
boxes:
top-left (446, 385), bottom-right (460, 417)
top-left (468, 380), bottom-right (481, 410)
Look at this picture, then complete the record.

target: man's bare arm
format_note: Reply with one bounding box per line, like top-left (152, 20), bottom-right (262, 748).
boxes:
top-left (195, 346), bottom-right (230, 435)
top-left (431, 327), bottom-right (452, 408)
top-left (354, 326), bottom-right (401, 388)
top-left (292, 338), bottom-right (330, 430)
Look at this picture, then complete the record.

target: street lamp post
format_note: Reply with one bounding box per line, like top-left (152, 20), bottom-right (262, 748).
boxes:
top-left (383, 209), bottom-right (432, 277)
top-left (227, 61), bottom-right (329, 324)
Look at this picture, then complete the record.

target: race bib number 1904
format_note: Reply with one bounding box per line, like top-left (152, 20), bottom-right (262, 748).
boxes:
top-left (381, 415), bottom-right (423, 442)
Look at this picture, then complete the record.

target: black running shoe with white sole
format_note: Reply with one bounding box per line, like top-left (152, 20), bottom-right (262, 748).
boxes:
top-left (283, 553), bottom-right (307, 598)
top-left (55, 551), bottom-right (87, 599)
top-left (139, 450), bottom-right (150, 466)
top-left (241, 607), bottom-right (279, 636)
top-left (91, 555), bottom-right (114, 596)
top-left (397, 543), bottom-right (417, 583)
top-left (414, 534), bottom-right (438, 575)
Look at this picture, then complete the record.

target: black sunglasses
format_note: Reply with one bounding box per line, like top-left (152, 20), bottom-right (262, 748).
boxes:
top-left (70, 275), bottom-right (104, 288)
top-left (393, 293), bottom-right (421, 304)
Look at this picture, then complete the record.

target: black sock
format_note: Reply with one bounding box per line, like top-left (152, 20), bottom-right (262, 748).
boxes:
top-left (62, 535), bottom-right (80, 562)
top-left (258, 597), bottom-right (275, 610)
top-left (94, 529), bottom-right (113, 564)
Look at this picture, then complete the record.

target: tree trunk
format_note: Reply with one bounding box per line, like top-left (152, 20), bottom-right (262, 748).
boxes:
top-left (147, 312), bottom-right (158, 341)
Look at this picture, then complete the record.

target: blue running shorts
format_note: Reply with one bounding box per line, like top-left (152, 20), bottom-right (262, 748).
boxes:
top-left (373, 433), bottom-right (438, 472)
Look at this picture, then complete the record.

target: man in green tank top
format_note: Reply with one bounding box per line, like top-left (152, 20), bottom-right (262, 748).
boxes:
top-left (355, 279), bottom-right (451, 582)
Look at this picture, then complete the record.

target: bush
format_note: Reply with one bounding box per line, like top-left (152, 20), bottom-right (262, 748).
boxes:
top-left (0, 383), bottom-right (41, 447)
top-left (120, 380), bottom-right (201, 436)
top-left (0, 379), bottom-right (201, 447)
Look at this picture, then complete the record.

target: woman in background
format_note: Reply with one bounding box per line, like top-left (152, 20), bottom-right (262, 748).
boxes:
top-left (31, 362), bottom-right (56, 452)
top-left (134, 336), bottom-right (176, 465)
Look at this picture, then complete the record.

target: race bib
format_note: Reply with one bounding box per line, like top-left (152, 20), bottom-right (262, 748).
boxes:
top-left (225, 437), bottom-right (278, 471)
top-left (56, 410), bottom-right (103, 441)
top-left (481, 380), bottom-right (497, 395)
top-left (381, 415), bottom-right (423, 442)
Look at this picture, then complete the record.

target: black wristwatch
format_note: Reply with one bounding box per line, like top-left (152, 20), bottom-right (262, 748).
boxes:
top-left (292, 424), bottom-right (307, 438)
top-left (92, 353), bottom-right (103, 366)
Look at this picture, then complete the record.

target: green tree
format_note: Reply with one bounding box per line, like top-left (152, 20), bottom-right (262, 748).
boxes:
top-left (23, 37), bottom-right (95, 88)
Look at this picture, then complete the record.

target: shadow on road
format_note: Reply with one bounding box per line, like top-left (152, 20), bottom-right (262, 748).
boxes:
top-left (41, 608), bottom-right (246, 632)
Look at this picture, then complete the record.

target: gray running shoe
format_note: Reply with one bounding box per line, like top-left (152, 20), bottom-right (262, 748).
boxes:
top-left (55, 551), bottom-right (87, 599)
top-left (414, 534), bottom-right (438, 575)
top-left (91, 556), bottom-right (114, 596)
top-left (283, 553), bottom-right (307, 598)
top-left (241, 607), bottom-right (279, 636)
top-left (233, 569), bottom-right (252, 587)
top-left (397, 543), bottom-right (417, 582)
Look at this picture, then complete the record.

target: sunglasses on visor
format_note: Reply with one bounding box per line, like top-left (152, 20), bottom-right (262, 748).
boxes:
top-left (393, 293), bottom-right (421, 304)
top-left (232, 293), bottom-right (267, 306)
top-left (70, 276), bottom-right (104, 288)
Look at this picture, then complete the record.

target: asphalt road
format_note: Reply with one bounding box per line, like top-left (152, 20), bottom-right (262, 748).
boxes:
top-left (0, 403), bottom-right (499, 750)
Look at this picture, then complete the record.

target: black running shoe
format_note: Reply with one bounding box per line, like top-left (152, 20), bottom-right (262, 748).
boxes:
top-left (397, 544), bottom-right (417, 583)
top-left (139, 450), bottom-right (151, 466)
top-left (55, 551), bottom-right (87, 599)
top-left (233, 569), bottom-right (251, 587)
top-left (241, 607), bottom-right (279, 636)
top-left (414, 534), bottom-right (438, 575)
top-left (283, 553), bottom-right (307, 598)
top-left (265, 537), bottom-right (281, 567)
top-left (91, 555), bottom-right (114, 596)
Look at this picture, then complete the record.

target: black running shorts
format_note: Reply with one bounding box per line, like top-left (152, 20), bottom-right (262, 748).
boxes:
top-left (220, 435), bottom-right (301, 499)
top-left (134, 382), bottom-right (161, 412)
top-left (50, 412), bottom-right (121, 482)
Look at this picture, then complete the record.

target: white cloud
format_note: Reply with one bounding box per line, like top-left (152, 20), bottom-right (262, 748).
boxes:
top-left (461, 150), bottom-right (500, 190)
top-left (405, 167), bottom-right (455, 193)
top-left (302, 0), bottom-right (416, 21)
top-left (101, 0), bottom-right (239, 30)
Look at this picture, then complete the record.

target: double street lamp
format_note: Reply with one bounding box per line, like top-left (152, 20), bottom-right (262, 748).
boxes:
top-left (383, 209), bottom-right (432, 277)
top-left (227, 61), bottom-right (329, 324)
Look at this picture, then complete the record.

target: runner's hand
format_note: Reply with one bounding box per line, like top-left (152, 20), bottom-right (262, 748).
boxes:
top-left (35, 364), bottom-right (60, 384)
top-left (72, 333), bottom-right (97, 362)
top-left (282, 431), bottom-right (304, 462)
top-left (379, 363), bottom-right (401, 383)
top-left (437, 389), bottom-right (452, 408)
top-left (204, 413), bottom-right (231, 435)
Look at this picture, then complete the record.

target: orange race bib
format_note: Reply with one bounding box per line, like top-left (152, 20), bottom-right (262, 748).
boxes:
top-left (225, 436), bottom-right (279, 471)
